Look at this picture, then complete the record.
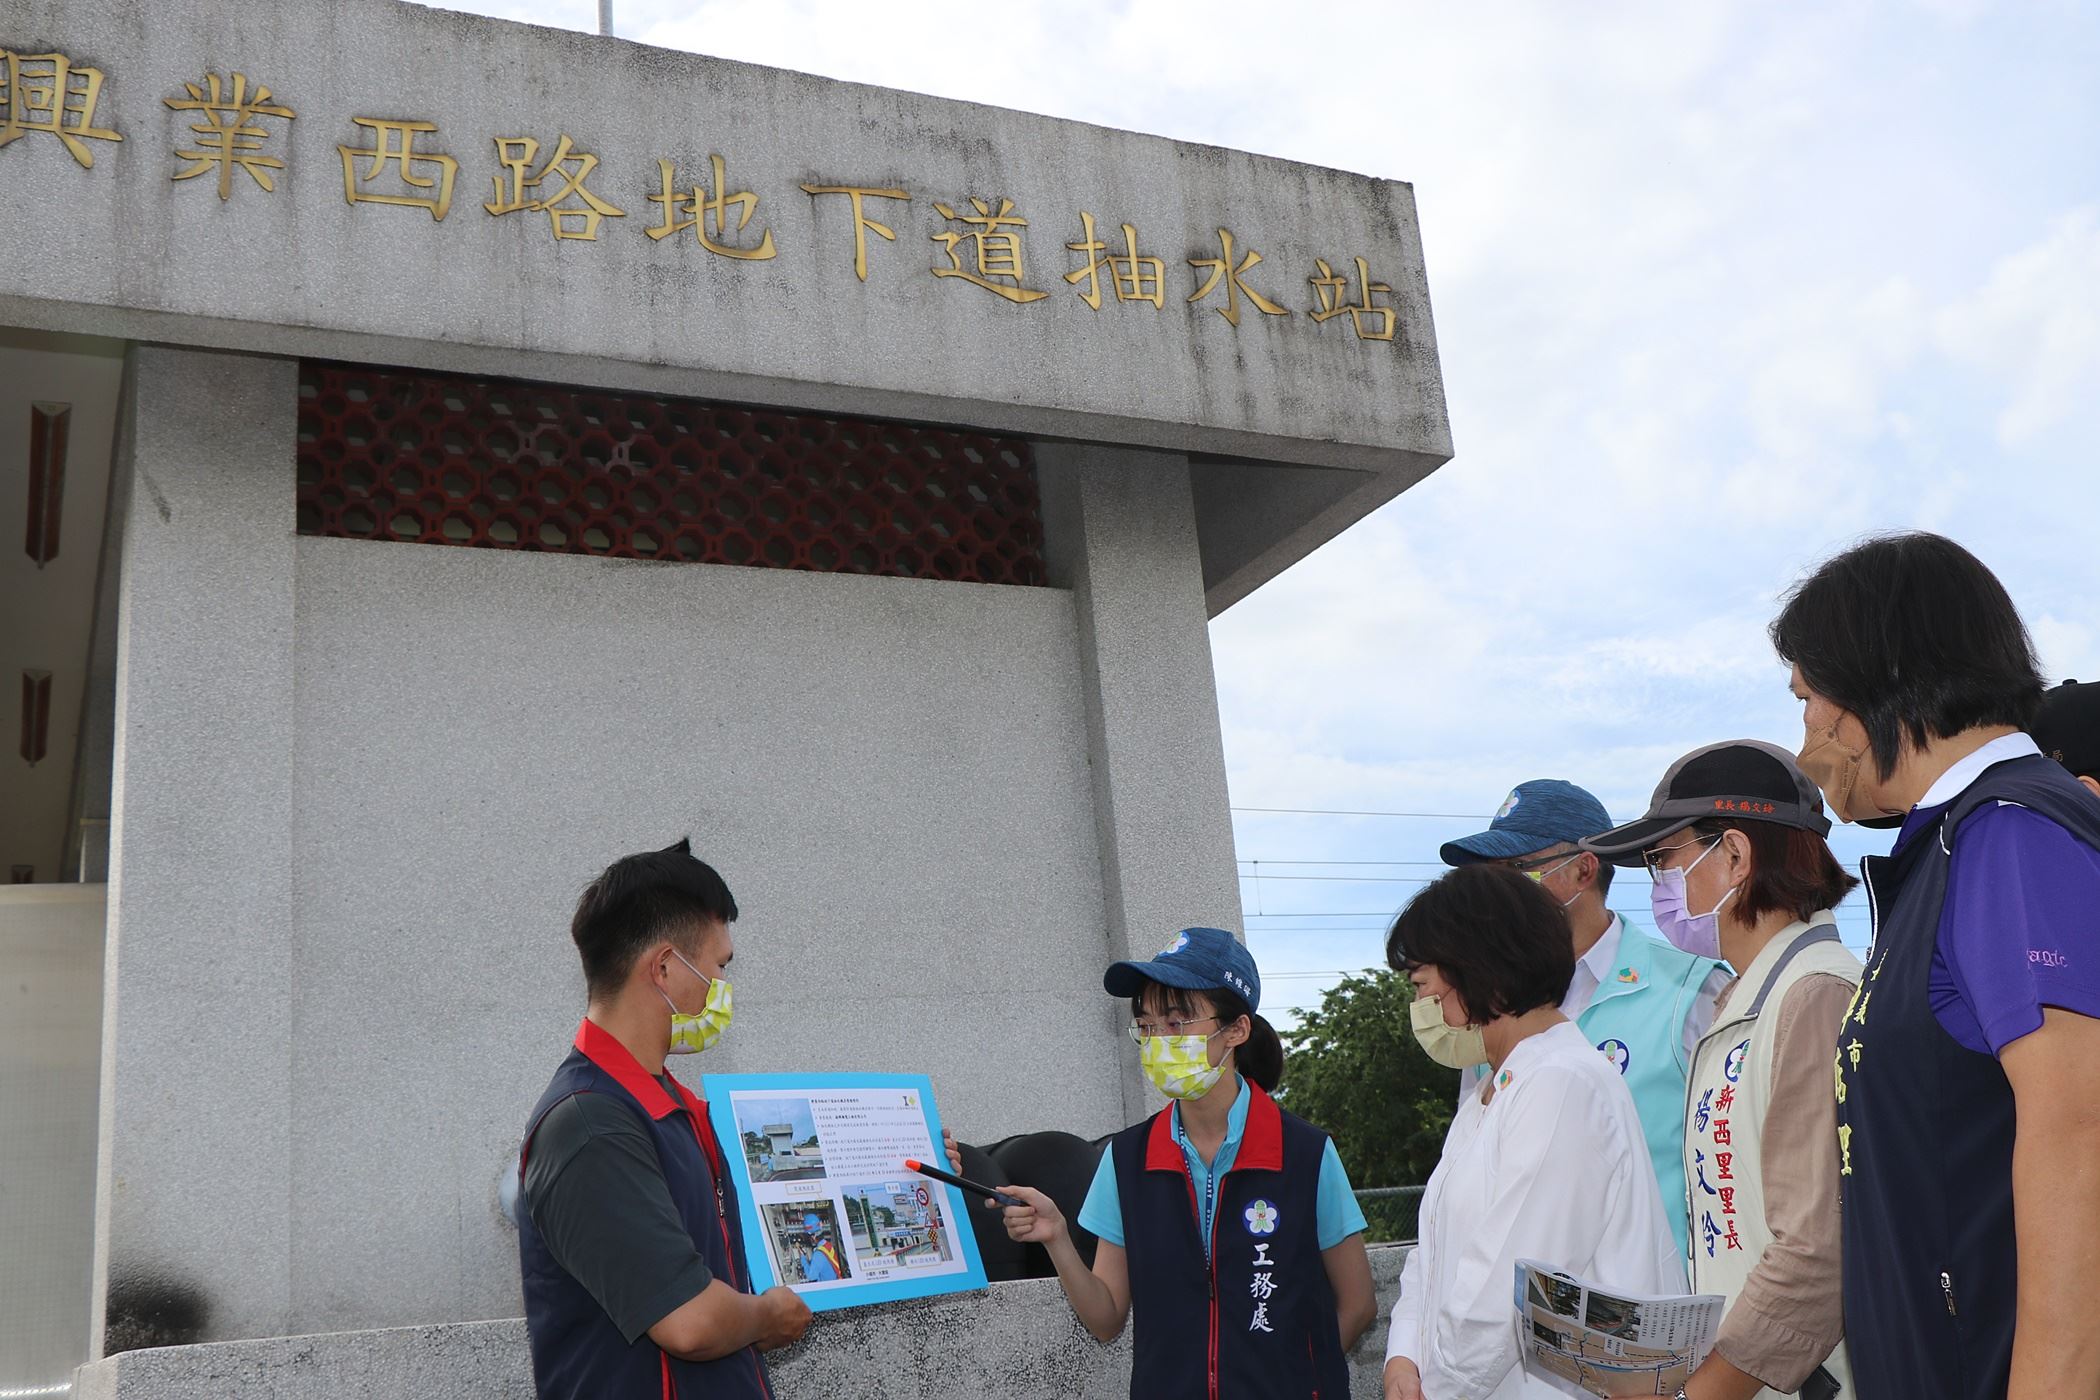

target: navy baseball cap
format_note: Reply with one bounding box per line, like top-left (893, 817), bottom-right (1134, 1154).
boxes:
top-left (1104, 927), bottom-right (1261, 1012)
top-left (1440, 779), bottom-right (1614, 865)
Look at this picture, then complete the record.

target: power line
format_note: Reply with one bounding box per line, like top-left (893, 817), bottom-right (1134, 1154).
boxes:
top-left (1239, 858), bottom-right (1456, 867)
top-left (1238, 926), bottom-right (1389, 934)
top-left (1264, 968), bottom-right (1390, 979)
top-left (1233, 806), bottom-right (1501, 820)
top-left (1242, 873), bottom-right (1437, 884)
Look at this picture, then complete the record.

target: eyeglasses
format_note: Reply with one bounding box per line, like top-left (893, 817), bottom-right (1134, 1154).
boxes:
top-left (1642, 836), bottom-right (1720, 876)
top-left (1504, 851), bottom-right (1581, 882)
top-left (1128, 1016), bottom-right (1222, 1042)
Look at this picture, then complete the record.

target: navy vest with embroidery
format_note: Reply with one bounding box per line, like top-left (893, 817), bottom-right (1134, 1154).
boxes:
top-left (1838, 755), bottom-right (2100, 1400)
top-left (1111, 1084), bottom-right (1350, 1400)
top-left (518, 1025), bottom-right (771, 1400)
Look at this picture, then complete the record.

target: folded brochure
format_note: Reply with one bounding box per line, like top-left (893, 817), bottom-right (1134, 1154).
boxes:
top-left (1514, 1260), bottom-right (1724, 1398)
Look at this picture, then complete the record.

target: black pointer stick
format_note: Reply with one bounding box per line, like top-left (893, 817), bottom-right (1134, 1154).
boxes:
top-left (903, 1157), bottom-right (1026, 1209)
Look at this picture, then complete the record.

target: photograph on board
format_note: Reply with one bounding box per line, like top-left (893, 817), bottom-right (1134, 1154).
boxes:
top-left (733, 1097), bottom-right (827, 1183)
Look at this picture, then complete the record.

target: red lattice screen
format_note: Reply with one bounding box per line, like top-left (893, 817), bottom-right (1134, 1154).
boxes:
top-left (295, 362), bottom-right (1046, 586)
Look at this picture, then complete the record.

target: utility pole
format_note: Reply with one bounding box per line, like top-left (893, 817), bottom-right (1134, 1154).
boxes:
top-left (597, 0), bottom-right (612, 36)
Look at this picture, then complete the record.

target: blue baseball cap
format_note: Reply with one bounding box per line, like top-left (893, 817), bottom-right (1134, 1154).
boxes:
top-left (1103, 927), bottom-right (1261, 1013)
top-left (1440, 780), bottom-right (1614, 865)
top-left (803, 1213), bottom-right (825, 1233)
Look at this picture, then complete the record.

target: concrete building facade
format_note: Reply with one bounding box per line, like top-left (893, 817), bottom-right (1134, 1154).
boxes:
top-left (0, 1), bottom-right (1448, 1393)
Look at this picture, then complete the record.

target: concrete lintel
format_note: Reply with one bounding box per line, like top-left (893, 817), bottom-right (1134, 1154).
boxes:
top-left (1193, 448), bottom-right (1447, 615)
top-left (0, 294), bottom-right (1431, 479)
top-left (0, 0), bottom-right (1451, 613)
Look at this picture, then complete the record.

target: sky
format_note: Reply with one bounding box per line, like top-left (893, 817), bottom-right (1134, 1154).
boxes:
top-left (458, 0), bottom-right (2099, 1021)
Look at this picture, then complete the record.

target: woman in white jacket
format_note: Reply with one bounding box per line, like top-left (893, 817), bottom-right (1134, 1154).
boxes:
top-left (1384, 865), bottom-right (1684, 1400)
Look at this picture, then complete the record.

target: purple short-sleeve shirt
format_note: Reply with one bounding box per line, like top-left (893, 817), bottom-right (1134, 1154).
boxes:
top-left (1929, 800), bottom-right (2100, 1056)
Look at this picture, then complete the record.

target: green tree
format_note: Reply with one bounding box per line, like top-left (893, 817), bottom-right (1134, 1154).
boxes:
top-left (1275, 968), bottom-right (1455, 1242)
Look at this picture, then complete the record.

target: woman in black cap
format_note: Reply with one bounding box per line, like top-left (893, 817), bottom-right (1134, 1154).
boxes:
top-left (1770, 532), bottom-right (2100, 1400)
top-left (1583, 740), bottom-right (1862, 1400)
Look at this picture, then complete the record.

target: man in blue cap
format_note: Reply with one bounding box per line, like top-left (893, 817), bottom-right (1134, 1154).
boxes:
top-left (800, 1213), bottom-right (844, 1281)
top-left (1440, 779), bottom-right (1727, 1258)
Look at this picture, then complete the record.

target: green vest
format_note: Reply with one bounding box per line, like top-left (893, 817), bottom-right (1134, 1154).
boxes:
top-left (1579, 916), bottom-right (1719, 1262)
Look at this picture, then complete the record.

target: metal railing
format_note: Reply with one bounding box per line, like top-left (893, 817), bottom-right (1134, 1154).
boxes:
top-left (1352, 1185), bottom-right (1426, 1245)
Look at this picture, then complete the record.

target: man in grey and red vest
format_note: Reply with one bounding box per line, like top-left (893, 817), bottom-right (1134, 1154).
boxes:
top-left (516, 839), bottom-right (809, 1400)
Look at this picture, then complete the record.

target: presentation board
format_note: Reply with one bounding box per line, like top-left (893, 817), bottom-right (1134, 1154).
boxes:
top-left (703, 1072), bottom-right (990, 1312)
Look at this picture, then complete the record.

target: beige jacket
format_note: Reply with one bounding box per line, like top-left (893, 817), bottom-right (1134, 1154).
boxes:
top-left (1683, 913), bottom-right (1860, 1398)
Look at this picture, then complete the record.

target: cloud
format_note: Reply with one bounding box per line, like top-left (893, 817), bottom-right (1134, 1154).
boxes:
top-left (1934, 205), bottom-right (2100, 448)
top-left (443, 0), bottom-right (2098, 1001)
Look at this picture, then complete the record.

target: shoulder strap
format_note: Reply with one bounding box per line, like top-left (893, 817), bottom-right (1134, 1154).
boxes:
top-left (1744, 925), bottom-right (1843, 1019)
top-left (1942, 754), bottom-right (2100, 850)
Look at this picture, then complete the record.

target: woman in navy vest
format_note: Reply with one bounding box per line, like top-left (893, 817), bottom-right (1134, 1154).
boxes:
top-left (1384, 865), bottom-right (1683, 1400)
top-left (1771, 532), bottom-right (2100, 1400)
top-left (993, 926), bottom-right (1378, 1400)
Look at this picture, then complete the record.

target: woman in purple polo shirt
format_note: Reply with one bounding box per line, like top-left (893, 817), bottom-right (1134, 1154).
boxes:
top-left (1769, 532), bottom-right (2100, 1400)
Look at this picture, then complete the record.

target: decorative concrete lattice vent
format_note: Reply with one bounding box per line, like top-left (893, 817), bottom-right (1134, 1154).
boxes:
top-left (295, 362), bottom-right (1047, 586)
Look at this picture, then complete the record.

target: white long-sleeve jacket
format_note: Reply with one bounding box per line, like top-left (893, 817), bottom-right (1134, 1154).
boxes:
top-left (1388, 1020), bottom-right (1685, 1400)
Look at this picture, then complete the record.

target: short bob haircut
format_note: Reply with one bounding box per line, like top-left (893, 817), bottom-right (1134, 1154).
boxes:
top-left (1771, 532), bottom-right (2044, 780)
top-left (1385, 865), bottom-right (1574, 1023)
top-left (1685, 818), bottom-right (1858, 926)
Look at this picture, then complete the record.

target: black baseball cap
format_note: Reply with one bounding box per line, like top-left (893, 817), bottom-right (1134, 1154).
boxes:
top-left (1581, 739), bottom-right (1832, 866)
top-left (2034, 679), bottom-right (2100, 780)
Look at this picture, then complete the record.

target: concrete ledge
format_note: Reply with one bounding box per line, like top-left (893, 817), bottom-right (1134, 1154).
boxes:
top-left (75, 1248), bottom-right (1407, 1399)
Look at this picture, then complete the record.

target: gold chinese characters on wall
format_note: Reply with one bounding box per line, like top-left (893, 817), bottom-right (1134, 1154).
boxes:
top-left (1, 47), bottom-right (1404, 344)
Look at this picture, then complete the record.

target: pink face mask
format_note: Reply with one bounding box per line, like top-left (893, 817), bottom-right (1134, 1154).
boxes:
top-left (1649, 838), bottom-right (1737, 961)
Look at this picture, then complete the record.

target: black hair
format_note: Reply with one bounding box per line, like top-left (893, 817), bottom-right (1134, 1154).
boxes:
top-left (1384, 865), bottom-right (1575, 1022)
top-left (571, 838), bottom-right (738, 999)
top-left (1129, 982), bottom-right (1285, 1092)
top-left (1771, 532), bottom-right (2044, 780)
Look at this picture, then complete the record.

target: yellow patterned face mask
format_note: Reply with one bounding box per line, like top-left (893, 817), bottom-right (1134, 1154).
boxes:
top-left (1140, 1033), bottom-right (1227, 1099)
top-left (662, 960), bottom-right (733, 1055)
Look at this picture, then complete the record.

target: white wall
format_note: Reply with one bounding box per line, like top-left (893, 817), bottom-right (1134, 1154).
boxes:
top-left (0, 884), bottom-right (105, 1391)
top-left (284, 536), bottom-right (1121, 1329)
top-left (96, 347), bottom-right (1241, 1346)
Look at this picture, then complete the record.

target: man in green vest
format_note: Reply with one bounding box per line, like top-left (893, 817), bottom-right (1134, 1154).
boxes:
top-left (1441, 779), bottom-right (1727, 1259)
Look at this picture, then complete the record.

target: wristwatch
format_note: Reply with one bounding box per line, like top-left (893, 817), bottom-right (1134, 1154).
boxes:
top-left (1671, 1389), bottom-right (1689, 1400)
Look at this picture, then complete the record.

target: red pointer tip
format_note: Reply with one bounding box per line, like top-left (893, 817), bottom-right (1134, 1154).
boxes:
top-left (903, 1158), bottom-right (925, 1171)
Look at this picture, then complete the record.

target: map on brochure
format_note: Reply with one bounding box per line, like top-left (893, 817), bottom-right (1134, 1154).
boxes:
top-left (1514, 1260), bottom-right (1725, 1397)
top-left (702, 1072), bottom-right (990, 1313)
